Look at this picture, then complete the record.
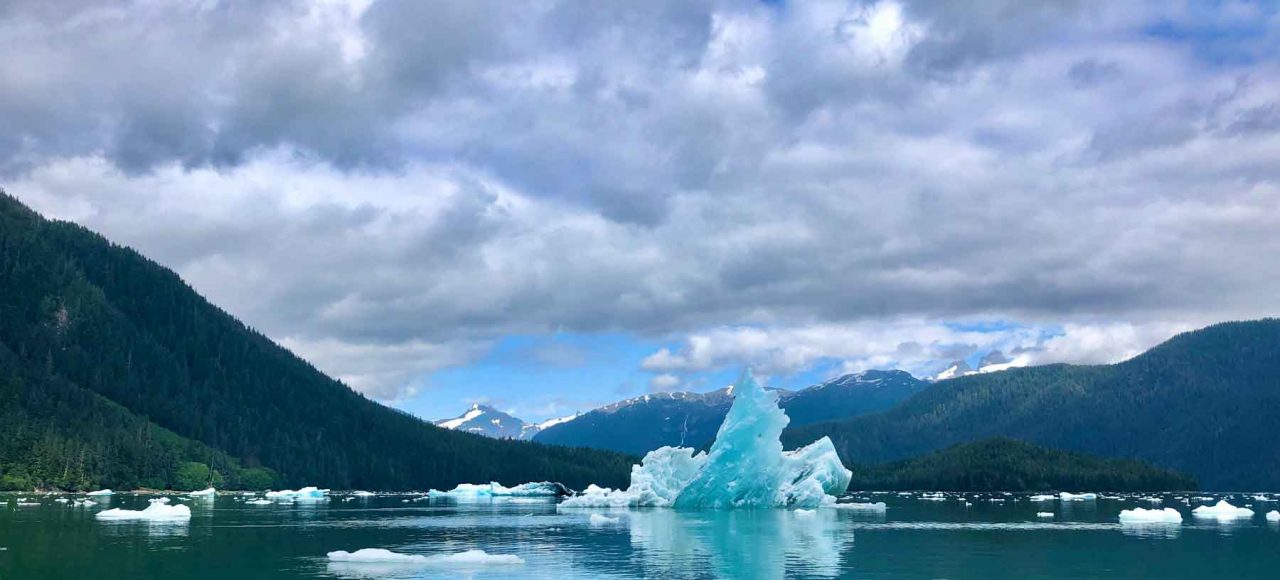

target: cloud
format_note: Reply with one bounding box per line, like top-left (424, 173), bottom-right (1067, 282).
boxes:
top-left (648, 374), bottom-right (682, 392)
top-left (3, 1), bottom-right (1280, 399)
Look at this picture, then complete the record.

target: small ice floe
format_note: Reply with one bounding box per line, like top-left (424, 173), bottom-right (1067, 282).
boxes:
top-left (327, 548), bottom-right (523, 566)
top-left (86, 489), bottom-right (113, 496)
top-left (832, 502), bottom-right (887, 512)
top-left (265, 487), bottom-right (328, 501)
top-left (428, 482), bottom-right (565, 499)
top-left (95, 503), bottom-right (191, 521)
top-left (16, 501), bottom-right (40, 506)
top-left (246, 498), bottom-right (273, 506)
top-left (350, 491), bottom-right (376, 497)
top-left (149, 497), bottom-right (171, 505)
top-left (1029, 494), bottom-right (1056, 502)
top-left (1035, 512), bottom-right (1054, 518)
top-left (55, 498), bottom-right (69, 503)
top-left (794, 509), bottom-right (816, 517)
top-left (73, 499), bottom-right (96, 507)
top-left (1059, 492), bottom-right (1097, 501)
top-left (1139, 497), bottom-right (1162, 504)
top-left (188, 488), bottom-right (216, 498)
top-left (1192, 501), bottom-right (1254, 520)
top-left (1119, 507), bottom-right (1183, 524)
top-left (588, 513), bottom-right (620, 525)
top-left (919, 493), bottom-right (946, 501)
top-left (1252, 494), bottom-right (1270, 501)
top-left (1266, 510), bottom-right (1279, 522)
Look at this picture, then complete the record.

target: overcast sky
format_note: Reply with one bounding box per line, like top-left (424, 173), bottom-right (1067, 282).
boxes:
top-left (3, 0), bottom-right (1278, 421)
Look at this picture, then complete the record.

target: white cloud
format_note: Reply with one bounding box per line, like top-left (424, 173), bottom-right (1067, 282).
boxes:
top-left (648, 373), bottom-right (682, 392)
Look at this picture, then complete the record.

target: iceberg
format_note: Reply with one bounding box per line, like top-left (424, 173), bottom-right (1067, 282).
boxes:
top-left (832, 502), bottom-right (887, 512)
top-left (1119, 507), bottom-right (1182, 523)
top-left (562, 371), bottom-right (850, 509)
top-left (265, 487), bottom-right (329, 501)
top-left (188, 488), bottom-right (216, 498)
top-left (1059, 492), bottom-right (1096, 501)
top-left (95, 503), bottom-right (192, 521)
top-left (427, 481), bottom-right (566, 498)
top-left (1192, 500), bottom-right (1253, 520)
top-left (1267, 510), bottom-right (1279, 522)
top-left (86, 489), bottom-right (113, 496)
top-left (326, 548), bottom-right (523, 566)
top-left (588, 513), bottom-right (620, 525)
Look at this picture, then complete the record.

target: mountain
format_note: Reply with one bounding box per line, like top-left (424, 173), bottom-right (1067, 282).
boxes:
top-left (785, 319), bottom-right (1280, 491)
top-left (847, 438), bottom-right (1197, 492)
top-left (534, 370), bottom-right (926, 455)
top-left (933, 359), bottom-right (973, 380)
top-left (433, 404), bottom-right (577, 440)
top-left (0, 192), bottom-right (633, 492)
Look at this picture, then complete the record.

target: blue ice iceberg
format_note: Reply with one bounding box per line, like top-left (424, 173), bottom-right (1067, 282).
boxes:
top-left (561, 371), bottom-right (851, 509)
top-left (427, 481), bottom-right (566, 498)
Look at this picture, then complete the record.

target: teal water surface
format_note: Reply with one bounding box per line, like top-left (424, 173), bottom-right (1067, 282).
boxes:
top-left (2, 491), bottom-right (1279, 579)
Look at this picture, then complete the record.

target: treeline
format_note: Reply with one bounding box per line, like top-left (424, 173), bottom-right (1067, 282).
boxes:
top-left (785, 319), bottom-right (1280, 491)
top-left (848, 438), bottom-right (1196, 492)
top-left (0, 192), bottom-right (633, 492)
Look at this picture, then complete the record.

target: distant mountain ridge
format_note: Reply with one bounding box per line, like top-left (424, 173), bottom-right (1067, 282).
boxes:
top-left (785, 319), bottom-right (1280, 491)
top-left (531, 370), bottom-right (927, 455)
top-left (434, 404), bottom-right (577, 440)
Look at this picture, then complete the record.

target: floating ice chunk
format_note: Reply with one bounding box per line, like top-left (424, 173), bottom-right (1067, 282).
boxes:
top-left (265, 487), bottom-right (328, 501)
top-left (1266, 510), bottom-right (1279, 522)
top-left (1029, 494), bottom-right (1056, 502)
top-left (919, 493), bottom-right (946, 501)
top-left (1036, 512), bottom-right (1054, 518)
top-left (188, 488), bottom-right (216, 498)
top-left (1059, 492), bottom-right (1097, 501)
top-left (794, 509), bottom-right (817, 517)
top-left (560, 372), bottom-right (850, 509)
top-left (86, 489), bottom-right (113, 496)
top-left (95, 503), bottom-right (191, 521)
top-left (1252, 494), bottom-right (1270, 501)
top-left (588, 513), bottom-right (620, 525)
top-left (832, 502), bottom-right (887, 512)
top-left (246, 498), bottom-right (273, 505)
top-left (73, 499), bottom-right (96, 507)
top-left (1140, 497), bottom-right (1162, 504)
top-left (1192, 500), bottom-right (1253, 520)
top-left (1119, 507), bottom-right (1182, 523)
top-left (350, 491), bottom-right (375, 497)
top-left (16, 501), bottom-right (39, 506)
top-left (55, 498), bottom-right (69, 503)
top-left (149, 497), bottom-right (171, 504)
top-left (428, 482), bottom-right (565, 498)
top-left (327, 548), bottom-right (523, 566)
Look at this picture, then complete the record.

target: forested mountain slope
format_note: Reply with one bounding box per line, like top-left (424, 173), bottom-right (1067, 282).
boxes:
top-left (785, 320), bottom-right (1280, 490)
top-left (0, 193), bottom-right (633, 491)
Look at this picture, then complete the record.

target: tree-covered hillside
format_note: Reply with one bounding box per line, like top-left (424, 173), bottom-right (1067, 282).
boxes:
top-left (785, 319), bottom-right (1280, 490)
top-left (0, 192), bottom-right (633, 491)
top-left (848, 438), bottom-right (1196, 492)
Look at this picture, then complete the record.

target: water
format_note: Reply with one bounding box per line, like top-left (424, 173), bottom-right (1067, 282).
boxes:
top-left (3, 491), bottom-right (1280, 579)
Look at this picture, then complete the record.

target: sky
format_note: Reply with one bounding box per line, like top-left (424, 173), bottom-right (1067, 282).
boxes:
top-left (2, 0), bottom-right (1278, 423)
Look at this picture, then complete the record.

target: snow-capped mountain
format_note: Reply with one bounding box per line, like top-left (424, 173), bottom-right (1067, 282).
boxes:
top-left (434, 404), bottom-right (579, 440)
top-left (932, 350), bottom-right (1030, 380)
top-left (532, 370), bottom-right (926, 455)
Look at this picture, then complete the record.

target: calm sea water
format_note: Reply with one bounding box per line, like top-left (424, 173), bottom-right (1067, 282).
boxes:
top-left (2, 491), bottom-right (1279, 579)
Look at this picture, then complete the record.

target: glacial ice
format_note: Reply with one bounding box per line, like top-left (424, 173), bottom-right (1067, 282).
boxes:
top-left (95, 503), bottom-right (192, 521)
top-left (794, 509), bottom-right (817, 517)
top-left (86, 489), bottom-right (113, 496)
top-left (1267, 510), bottom-right (1279, 522)
top-left (832, 502), bottom-right (887, 512)
top-left (1029, 494), bottom-right (1056, 502)
top-left (189, 488), bottom-right (216, 498)
top-left (246, 498), bottom-right (273, 505)
top-left (1059, 492), bottom-right (1097, 501)
top-left (1036, 512), bottom-right (1054, 518)
top-left (428, 481), bottom-right (563, 498)
top-left (1119, 507), bottom-right (1183, 523)
top-left (561, 371), bottom-right (851, 509)
top-left (350, 491), bottom-right (376, 497)
top-left (265, 487), bottom-right (328, 501)
top-left (326, 548), bottom-right (524, 566)
top-left (588, 513), bottom-right (620, 525)
top-left (1192, 500), bottom-right (1254, 520)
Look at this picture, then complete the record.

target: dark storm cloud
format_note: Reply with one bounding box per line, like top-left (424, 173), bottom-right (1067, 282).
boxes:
top-left (4, 0), bottom-right (1280, 396)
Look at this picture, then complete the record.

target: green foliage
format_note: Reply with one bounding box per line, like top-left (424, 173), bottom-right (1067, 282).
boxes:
top-left (785, 319), bottom-right (1280, 491)
top-left (0, 192), bottom-right (634, 491)
top-left (237, 467), bottom-right (278, 490)
top-left (848, 438), bottom-right (1196, 492)
top-left (173, 462), bottom-right (224, 491)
